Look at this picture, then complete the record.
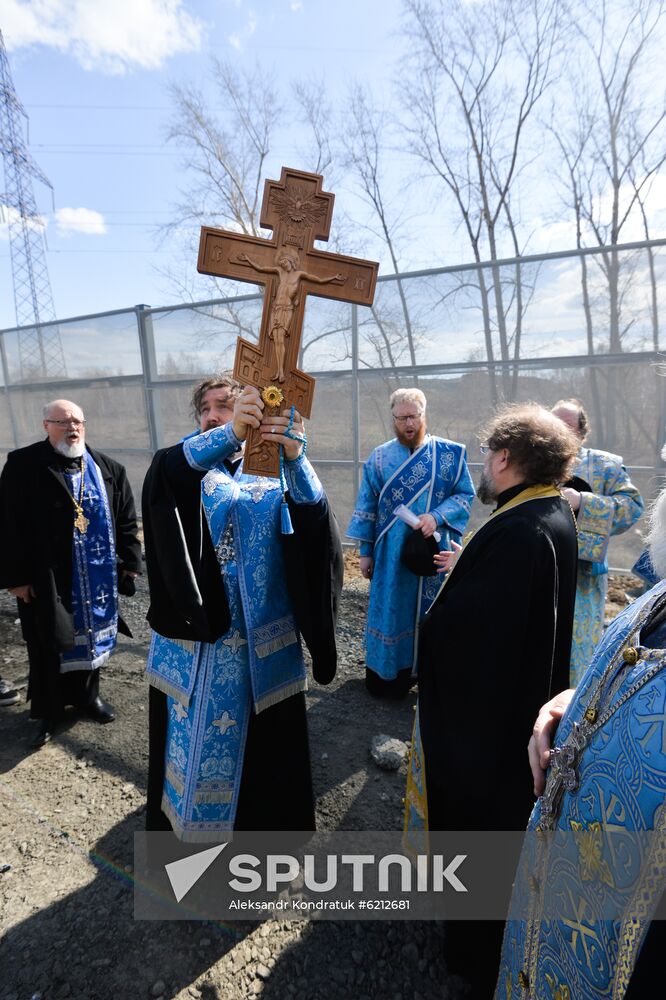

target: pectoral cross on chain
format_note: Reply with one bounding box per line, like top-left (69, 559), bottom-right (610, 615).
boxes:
top-left (198, 166), bottom-right (379, 476)
top-left (540, 735), bottom-right (583, 829)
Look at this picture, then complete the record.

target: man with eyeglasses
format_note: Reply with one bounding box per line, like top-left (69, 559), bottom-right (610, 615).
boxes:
top-left (0, 399), bottom-right (141, 747)
top-left (347, 387), bottom-right (474, 697)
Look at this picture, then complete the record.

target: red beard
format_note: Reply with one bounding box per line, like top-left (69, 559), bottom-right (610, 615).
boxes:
top-left (396, 423), bottom-right (426, 449)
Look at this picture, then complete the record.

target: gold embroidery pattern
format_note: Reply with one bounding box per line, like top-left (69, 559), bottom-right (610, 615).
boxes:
top-left (545, 972), bottom-right (571, 1000)
top-left (570, 820), bottom-right (615, 888)
top-left (612, 801), bottom-right (666, 999)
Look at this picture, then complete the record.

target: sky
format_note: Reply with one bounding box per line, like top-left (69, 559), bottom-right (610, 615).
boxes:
top-left (0, 0), bottom-right (405, 330)
top-left (1, 0), bottom-right (665, 342)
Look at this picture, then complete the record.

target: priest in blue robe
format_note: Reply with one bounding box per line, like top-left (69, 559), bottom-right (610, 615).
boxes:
top-left (143, 375), bottom-right (342, 840)
top-left (497, 482), bottom-right (666, 999)
top-left (347, 387), bottom-right (474, 697)
top-left (551, 399), bottom-right (644, 686)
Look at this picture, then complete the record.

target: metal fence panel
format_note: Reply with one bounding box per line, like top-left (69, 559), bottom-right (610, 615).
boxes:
top-left (1, 239), bottom-right (665, 570)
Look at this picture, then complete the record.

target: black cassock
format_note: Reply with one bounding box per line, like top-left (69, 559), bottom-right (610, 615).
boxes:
top-left (418, 483), bottom-right (578, 830)
top-left (142, 444), bottom-right (343, 833)
top-left (417, 483), bottom-right (578, 997)
top-left (0, 440), bottom-right (141, 719)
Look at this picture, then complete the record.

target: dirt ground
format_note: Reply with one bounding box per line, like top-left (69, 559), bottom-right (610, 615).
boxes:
top-left (0, 566), bottom-right (641, 1000)
top-left (0, 554), bottom-right (457, 1000)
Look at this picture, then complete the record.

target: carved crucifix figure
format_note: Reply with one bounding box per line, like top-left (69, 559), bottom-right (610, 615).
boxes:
top-left (197, 167), bottom-right (378, 476)
top-left (235, 248), bottom-right (345, 383)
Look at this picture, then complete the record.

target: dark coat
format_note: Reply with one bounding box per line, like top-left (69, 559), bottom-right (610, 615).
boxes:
top-left (418, 488), bottom-right (578, 832)
top-left (0, 439), bottom-right (142, 652)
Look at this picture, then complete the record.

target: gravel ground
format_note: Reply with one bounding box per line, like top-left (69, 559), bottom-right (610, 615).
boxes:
top-left (0, 562), bottom-right (640, 1000)
top-left (0, 557), bottom-right (460, 1000)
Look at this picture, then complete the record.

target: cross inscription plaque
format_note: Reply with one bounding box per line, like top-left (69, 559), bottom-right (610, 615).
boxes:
top-left (197, 166), bottom-right (379, 476)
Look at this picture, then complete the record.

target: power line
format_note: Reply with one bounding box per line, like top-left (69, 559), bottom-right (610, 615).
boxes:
top-left (26, 104), bottom-right (170, 111)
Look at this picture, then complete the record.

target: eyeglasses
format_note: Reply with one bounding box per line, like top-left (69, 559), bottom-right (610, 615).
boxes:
top-left (479, 444), bottom-right (491, 455)
top-left (45, 419), bottom-right (85, 428)
top-left (393, 413), bottom-right (422, 424)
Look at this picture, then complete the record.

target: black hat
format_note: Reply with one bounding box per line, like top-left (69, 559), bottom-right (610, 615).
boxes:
top-left (400, 530), bottom-right (439, 576)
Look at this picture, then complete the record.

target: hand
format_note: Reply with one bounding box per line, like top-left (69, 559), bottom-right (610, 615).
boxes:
top-left (232, 386), bottom-right (264, 442)
top-left (527, 688), bottom-right (576, 796)
top-left (360, 556), bottom-right (374, 580)
top-left (433, 541), bottom-right (462, 573)
top-left (260, 407), bottom-right (306, 461)
top-left (8, 584), bottom-right (35, 603)
top-left (416, 513), bottom-right (437, 538)
top-left (560, 487), bottom-right (581, 512)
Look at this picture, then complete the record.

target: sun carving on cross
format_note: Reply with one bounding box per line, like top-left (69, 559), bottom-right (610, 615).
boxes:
top-left (262, 385), bottom-right (284, 408)
top-left (272, 182), bottom-right (327, 228)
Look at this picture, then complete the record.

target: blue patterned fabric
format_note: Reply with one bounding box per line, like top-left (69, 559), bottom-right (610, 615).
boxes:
top-left (60, 455), bottom-right (118, 673)
top-left (497, 579), bottom-right (666, 999)
top-left (347, 436), bottom-right (474, 679)
top-left (570, 447), bottom-right (644, 685)
top-left (632, 547), bottom-right (661, 587)
top-left (157, 562), bottom-right (254, 838)
top-left (146, 424), bottom-right (323, 840)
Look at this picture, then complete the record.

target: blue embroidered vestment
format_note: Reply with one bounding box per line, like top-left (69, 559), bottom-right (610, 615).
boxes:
top-left (145, 423), bottom-right (324, 841)
top-left (347, 435), bottom-right (474, 680)
top-left (497, 579), bottom-right (666, 999)
top-left (570, 447), bottom-right (643, 685)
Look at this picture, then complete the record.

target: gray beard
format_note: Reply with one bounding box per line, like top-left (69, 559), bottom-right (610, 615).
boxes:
top-left (54, 440), bottom-right (85, 459)
top-left (647, 486), bottom-right (666, 579)
top-left (477, 469), bottom-right (497, 506)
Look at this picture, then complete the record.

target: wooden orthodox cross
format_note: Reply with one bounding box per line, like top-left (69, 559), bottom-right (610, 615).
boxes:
top-left (197, 166), bottom-right (379, 476)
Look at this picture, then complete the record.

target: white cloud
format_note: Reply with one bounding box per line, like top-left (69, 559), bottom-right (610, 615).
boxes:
top-left (55, 207), bottom-right (107, 237)
top-left (226, 8), bottom-right (257, 50)
top-left (0, 203), bottom-right (47, 237)
top-left (2, 0), bottom-right (203, 74)
top-left (290, 1), bottom-right (303, 10)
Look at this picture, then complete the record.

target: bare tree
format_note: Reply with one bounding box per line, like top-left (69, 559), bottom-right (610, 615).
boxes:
top-left (292, 79), bottom-right (421, 383)
top-left (401, 0), bottom-right (561, 402)
top-left (162, 67), bottom-right (369, 372)
top-left (549, 115), bottom-right (606, 439)
top-left (554, 0), bottom-right (666, 443)
top-left (151, 59), bottom-right (283, 359)
top-left (339, 83), bottom-right (420, 376)
top-left (166, 59), bottom-right (281, 242)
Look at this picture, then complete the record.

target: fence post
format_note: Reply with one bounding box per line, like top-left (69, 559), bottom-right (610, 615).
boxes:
top-left (136, 305), bottom-right (162, 453)
top-left (351, 302), bottom-right (361, 494)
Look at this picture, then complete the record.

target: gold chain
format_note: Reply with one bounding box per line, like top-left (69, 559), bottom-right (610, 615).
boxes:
top-left (559, 490), bottom-right (579, 539)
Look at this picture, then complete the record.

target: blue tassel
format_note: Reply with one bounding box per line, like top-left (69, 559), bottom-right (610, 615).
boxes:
top-left (281, 500), bottom-right (294, 535)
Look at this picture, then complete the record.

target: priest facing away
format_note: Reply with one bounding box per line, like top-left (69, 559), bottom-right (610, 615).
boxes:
top-left (142, 374), bottom-right (342, 840)
top-left (406, 403), bottom-right (580, 998)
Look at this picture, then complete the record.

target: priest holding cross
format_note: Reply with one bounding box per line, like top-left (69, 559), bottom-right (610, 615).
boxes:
top-left (143, 168), bottom-right (376, 838)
